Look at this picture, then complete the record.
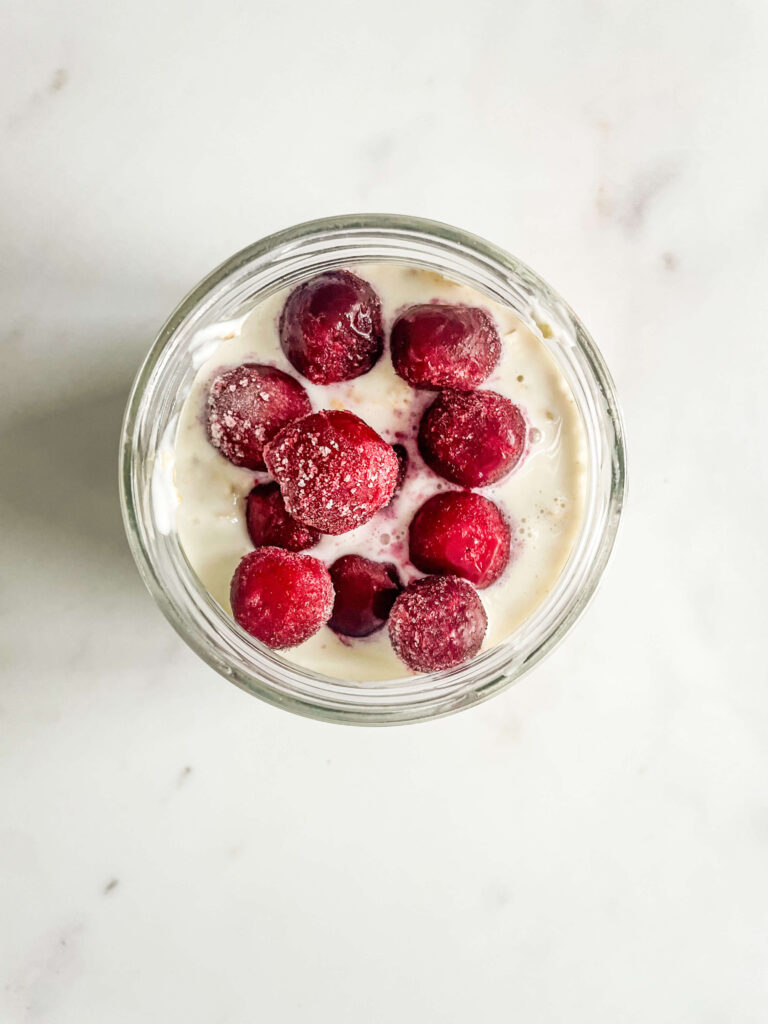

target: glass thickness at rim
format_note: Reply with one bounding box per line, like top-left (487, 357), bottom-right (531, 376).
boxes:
top-left (120, 214), bottom-right (626, 726)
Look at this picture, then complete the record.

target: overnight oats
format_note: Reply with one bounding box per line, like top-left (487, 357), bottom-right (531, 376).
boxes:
top-left (172, 263), bottom-right (586, 680)
top-left (121, 216), bottom-right (625, 722)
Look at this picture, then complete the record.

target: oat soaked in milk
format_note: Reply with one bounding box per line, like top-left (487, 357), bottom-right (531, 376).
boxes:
top-left (169, 265), bottom-right (587, 680)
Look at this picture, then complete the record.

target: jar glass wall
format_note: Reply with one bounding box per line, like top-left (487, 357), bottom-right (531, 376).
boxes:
top-left (120, 214), bottom-right (626, 725)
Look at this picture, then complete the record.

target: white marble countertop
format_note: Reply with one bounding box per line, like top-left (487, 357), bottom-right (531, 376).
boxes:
top-left (2, 1), bottom-right (767, 1021)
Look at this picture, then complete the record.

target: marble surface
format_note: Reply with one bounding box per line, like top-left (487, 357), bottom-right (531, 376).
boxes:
top-left (2, 1), bottom-right (767, 1020)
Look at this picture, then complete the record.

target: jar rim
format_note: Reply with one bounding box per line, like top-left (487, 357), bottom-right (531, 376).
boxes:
top-left (120, 213), bottom-right (627, 725)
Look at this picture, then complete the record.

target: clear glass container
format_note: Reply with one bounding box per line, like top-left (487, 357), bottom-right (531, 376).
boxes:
top-left (120, 214), bottom-right (626, 725)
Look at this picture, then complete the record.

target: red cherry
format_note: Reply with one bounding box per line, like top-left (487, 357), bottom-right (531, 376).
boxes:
top-left (391, 443), bottom-right (409, 500)
top-left (205, 363), bottom-right (311, 470)
top-left (245, 482), bottom-right (320, 552)
top-left (279, 270), bottom-right (384, 384)
top-left (408, 491), bottom-right (511, 589)
top-left (230, 547), bottom-right (333, 649)
top-left (418, 390), bottom-right (526, 487)
top-left (328, 555), bottom-right (402, 637)
top-left (388, 576), bottom-right (487, 673)
top-left (264, 410), bottom-right (399, 535)
top-left (390, 304), bottom-right (501, 391)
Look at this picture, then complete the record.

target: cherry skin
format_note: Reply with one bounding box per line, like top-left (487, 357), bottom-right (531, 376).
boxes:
top-left (388, 575), bottom-right (487, 672)
top-left (418, 389), bottom-right (526, 487)
top-left (390, 443), bottom-right (409, 501)
top-left (328, 555), bottom-right (402, 638)
top-left (390, 304), bottom-right (501, 391)
top-left (408, 491), bottom-right (511, 589)
top-left (205, 363), bottom-right (311, 470)
top-left (279, 270), bottom-right (384, 384)
top-left (230, 547), bottom-right (333, 649)
top-left (245, 482), bottom-right (320, 552)
top-left (264, 410), bottom-right (399, 535)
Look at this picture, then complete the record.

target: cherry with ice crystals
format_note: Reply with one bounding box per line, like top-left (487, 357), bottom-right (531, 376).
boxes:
top-left (418, 389), bottom-right (526, 488)
top-left (205, 363), bottom-right (311, 470)
top-left (328, 555), bottom-right (402, 638)
top-left (279, 270), bottom-right (384, 384)
top-left (263, 410), bottom-right (399, 535)
top-left (245, 482), bottom-right (320, 552)
top-left (230, 547), bottom-right (333, 649)
top-left (388, 575), bottom-right (487, 673)
top-left (390, 304), bottom-right (501, 391)
top-left (408, 491), bottom-right (511, 589)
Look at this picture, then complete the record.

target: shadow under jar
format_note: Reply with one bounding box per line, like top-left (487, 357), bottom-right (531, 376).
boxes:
top-left (120, 214), bottom-right (626, 725)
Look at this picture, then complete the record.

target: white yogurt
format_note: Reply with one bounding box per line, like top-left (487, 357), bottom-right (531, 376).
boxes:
top-left (169, 265), bottom-right (587, 681)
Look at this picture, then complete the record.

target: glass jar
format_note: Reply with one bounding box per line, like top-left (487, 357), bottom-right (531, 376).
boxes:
top-left (120, 214), bottom-right (626, 725)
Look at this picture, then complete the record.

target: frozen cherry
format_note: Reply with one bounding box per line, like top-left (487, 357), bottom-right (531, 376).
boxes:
top-left (246, 482), bottom-right (320, 552)
top-left (264, 410), bottom-right (399, 535)
top-left (418, 390), bottom-right (526, 487)
top-left (390, 304), bottom-right (501, 391)
top-left (279, 270), bottom-right (384, 384)
top-left (328, 555), bottom-right (402, 637)
top-left (230, 547), bottom-right (333, 649)
top-left (388, 575), bottom-right (487, 673)
top-left (205, 363), bottom-right (311, 470)
top-left (408, 491), bottom-right (511, 589)
top-left (391, 443), bottom-right (409, 499)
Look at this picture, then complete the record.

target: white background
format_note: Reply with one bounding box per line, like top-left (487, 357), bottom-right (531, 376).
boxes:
top-left (2, 1), bottom-right (767, 1021)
